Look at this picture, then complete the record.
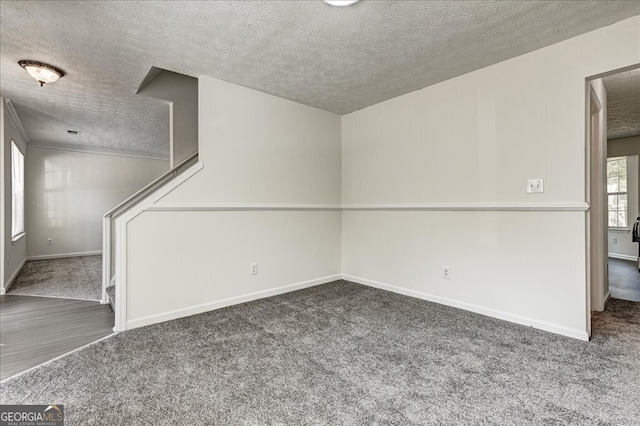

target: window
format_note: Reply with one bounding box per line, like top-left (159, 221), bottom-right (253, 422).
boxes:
top-left (607, 157), bottom-right (627, 228)
top-left (11, 140), bottom-right (25, 239)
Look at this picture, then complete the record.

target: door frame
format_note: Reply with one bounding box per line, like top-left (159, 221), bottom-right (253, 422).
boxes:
top-left (587, 81), bottom-right (606, 333)
top-left (586, 64), bottom-right (640, 336)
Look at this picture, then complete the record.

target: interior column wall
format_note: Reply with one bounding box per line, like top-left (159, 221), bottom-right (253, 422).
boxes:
top-left (125, 76), bottom-right (342, 329)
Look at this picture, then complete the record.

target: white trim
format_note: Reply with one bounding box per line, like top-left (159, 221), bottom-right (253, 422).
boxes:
top-left (114, 160), bottom-right (205, 331)
top-left (608, 253), bottom-right (639, 261)
top-left (169, 102), bottom-right (174, 168)
top-left (11, 232), bottom-right (26, 243)
top-left (147, 202), bottom-right (589, 212)
top-left (603, 291), bottom-right (611, 308)
top-left (148, 203), bottom-right (343, 211)
top-left (4, 99), bottom-right (30, 143)
top-left (342, 202), bottom-right (590, 211)
top-left (126, 274), bottom-right (341, 330)
top-left (0, 333), bottom-right (116, 384)
top-left (343, 274), bottom-right (590, 341)
top-left (2, 257), bottom-right (27, 294)
top-left (26, 250), bottom-right (102, 261)
top-left (27, 141), bottom-right (169, 161)
top-left (101, 218), bottom-right (111, 304)
top-left (114, 218), bottom-right (127, 331)
top-left (590, 86), bottom-right (603, 113)
top-left (121, 161), bottom-right (204, 222)
top-left (608, 228), bottom-right (631, 232)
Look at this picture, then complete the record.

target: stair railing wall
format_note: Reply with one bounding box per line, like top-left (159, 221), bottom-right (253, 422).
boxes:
top-left (101, 152), bottom-right (199, 312)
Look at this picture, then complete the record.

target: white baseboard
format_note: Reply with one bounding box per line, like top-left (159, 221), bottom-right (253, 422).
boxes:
top-left (126, 274), bottom-right (342, 330)
top-left (342, 274), bottom-right (590, 342)
top-left (2, 257), bottom-right (27, 294)
top-left (27, 251), bottom-right (102, 261)
top-left (608, 253), bottom-right (638, 262)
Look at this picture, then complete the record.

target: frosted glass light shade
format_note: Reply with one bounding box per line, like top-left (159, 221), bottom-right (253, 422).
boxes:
top-left (18, 60), bottom-right (64, 87)
top-left (324, 0), bottom-right (359, 6)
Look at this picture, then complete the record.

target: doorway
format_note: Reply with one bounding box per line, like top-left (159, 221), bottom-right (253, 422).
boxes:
top-left (588, 64), bottom-right (640, 335)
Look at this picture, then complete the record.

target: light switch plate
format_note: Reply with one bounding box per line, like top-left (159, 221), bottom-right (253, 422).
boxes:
top-left (526, 179), bottom-right (544, 193)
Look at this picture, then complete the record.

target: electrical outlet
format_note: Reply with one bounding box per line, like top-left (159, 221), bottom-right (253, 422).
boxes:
top-left (526, 178), bottom-right (544, 194)
top-left (612, 237), bottom-right (618, 244)
top-left (442, 266), bottom-right (451, 279)
top-left (47, 238), bottom-right (53, 245)
top-left (250, 263), bottom-right (258, 275)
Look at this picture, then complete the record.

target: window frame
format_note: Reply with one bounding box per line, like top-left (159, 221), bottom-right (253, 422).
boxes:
top-left (11, 140), bottom-right (25, 241)
top-left (607, 156), bottom-right (628, 229)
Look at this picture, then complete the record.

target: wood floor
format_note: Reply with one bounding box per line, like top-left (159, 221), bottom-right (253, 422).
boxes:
top-left (0, 295), bottom-right (114, 380)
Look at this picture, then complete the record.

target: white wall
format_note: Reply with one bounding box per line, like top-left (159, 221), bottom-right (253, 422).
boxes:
top-left (1, 100), bottom-right (28, 292)
top-left (122, 17), bottom-right (638, 337)
top-left (126, 210), bottom-right (341, 327)
top-left (608, 154), bottom-right (639, 260)
top-left (138, 70), bottom-right (198, 167)
top-left (158, 77), bottom-right (342, 206)
top-left (124, 76), bottom-right (342, 329)
top-left (26, 147), bottom-right (168, 258)
top-left (341, 16), bottom-right (640, 340)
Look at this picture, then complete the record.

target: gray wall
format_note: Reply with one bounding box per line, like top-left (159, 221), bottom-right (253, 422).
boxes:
top-left (26, 147), bottom-right (168, 258)
top-left (138, 70), bottom-right (198, 167)
top-left (608, 135), bottom-right (640, 157)
top-left (1, 101), bottom-right (28, 292)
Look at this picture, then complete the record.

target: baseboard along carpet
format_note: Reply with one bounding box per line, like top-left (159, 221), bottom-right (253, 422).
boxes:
top-left (7, 256), bottom-right (102, 301)
top-left (1, 281), bottom-right (639, 424)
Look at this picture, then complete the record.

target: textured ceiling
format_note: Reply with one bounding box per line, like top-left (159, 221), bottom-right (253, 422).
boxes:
top-left (603, 68), bottom-right (640, 140)
top-left (1, 1), bottom-right (639, 157)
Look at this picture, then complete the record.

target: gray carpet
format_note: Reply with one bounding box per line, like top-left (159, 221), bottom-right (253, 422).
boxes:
top-left (7, 256), bottom-right (102, 301)
top-left (1, 281), bottom-right (639, 425)
top-left (609, 257), bottom-right (640, 302)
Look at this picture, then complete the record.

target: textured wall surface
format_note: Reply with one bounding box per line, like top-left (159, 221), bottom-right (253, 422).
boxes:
top-left (1, 1), bottom-right (639, 156)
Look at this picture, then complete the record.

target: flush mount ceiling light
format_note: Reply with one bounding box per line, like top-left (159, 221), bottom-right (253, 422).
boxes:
top-left (323, 0), bottom-right (360, 6)
top-left (18, 60), bottom-right (65, 87)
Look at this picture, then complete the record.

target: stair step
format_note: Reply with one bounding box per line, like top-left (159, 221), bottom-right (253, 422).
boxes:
top-left (106, 285), bottom-right (116, 312)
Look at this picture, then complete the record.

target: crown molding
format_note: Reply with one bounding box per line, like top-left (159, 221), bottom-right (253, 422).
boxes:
top-left (27, 141), bottom-right (169, 161)
top-left (3, 99), bottom-right (30, 143)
